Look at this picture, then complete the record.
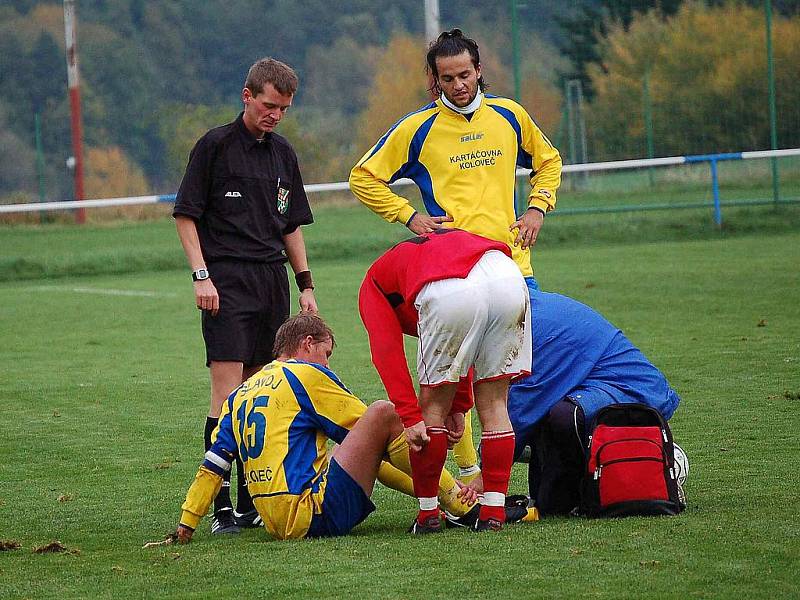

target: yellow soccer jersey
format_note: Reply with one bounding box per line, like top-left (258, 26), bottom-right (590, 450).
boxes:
top-left (349, 95), bottom-right (562, 277)
top-left (180, 359), bottom-right (367, 540)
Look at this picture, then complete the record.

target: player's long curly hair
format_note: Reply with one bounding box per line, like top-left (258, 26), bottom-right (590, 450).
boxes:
top-left (425, 29), bottom-right (488, 97)
top-left (273, 313), bottom-right (335, 358)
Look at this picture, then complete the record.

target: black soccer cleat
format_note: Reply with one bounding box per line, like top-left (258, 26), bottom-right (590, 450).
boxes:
top-left (504, 504), bottom-right (532, 523)
top-left (408, 515), bottom-right (443, 534)
top-left (233, 508), bottom-right (263, 529)
top-left (505, 494), bottom-right (531, 508)
top-left (444, 504), bottom-right (480, 529)
top-left (473, 517), bottom-right (504, 532)
top-left (445, 501), bottom-right (534, 528)
top-left (211, 508), bottom-right (241, 535)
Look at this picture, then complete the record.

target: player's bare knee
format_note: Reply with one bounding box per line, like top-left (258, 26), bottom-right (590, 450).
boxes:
top-left (367, 400), bottom-right (396, 420)
top-left (366, 400), bottom-right (402, 430)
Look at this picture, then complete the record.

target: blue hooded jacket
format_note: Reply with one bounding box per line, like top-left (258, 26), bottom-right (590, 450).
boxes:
top-left (508, 291), bottom-right (681, 459)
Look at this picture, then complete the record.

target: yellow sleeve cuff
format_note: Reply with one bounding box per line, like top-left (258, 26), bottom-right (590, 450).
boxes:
top-left (396, 204), bottom-right (417, 227)
top-left (528, 195), bottom-right (554, 214)
top-left (179, 466), bottom-right (223, 531)
top-left (180, 509), bottom-right (202, 531)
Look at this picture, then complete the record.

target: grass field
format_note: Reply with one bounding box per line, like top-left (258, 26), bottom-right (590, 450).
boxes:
top-left (1, 204), bottom-right (799, 599)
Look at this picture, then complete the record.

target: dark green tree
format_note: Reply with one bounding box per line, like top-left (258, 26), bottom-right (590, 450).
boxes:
top-left (26, 32), bottom-right (66, 112)
top-left (712, 0), bottom-right (800, 16)
top-left (0, 0), bottom-right (574, 195)
top-left (557, 0), bottom-right (682, 97)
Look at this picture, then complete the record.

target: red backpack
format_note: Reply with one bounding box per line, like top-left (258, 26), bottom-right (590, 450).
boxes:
top-left (579, 403), bottom-right (684, 517)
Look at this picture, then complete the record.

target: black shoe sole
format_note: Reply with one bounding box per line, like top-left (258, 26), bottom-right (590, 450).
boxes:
top-left (473, 518), bottom-right (503, 532)
top-left (233, 510), bottom-right (263, 528)
top-left (408, 517), bottom-right (443, 534)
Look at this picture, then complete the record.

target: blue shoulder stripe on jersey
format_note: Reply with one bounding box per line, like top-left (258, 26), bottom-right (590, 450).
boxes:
top-left (290, 360), bottom-right (353, 395)
top-left (486, 96), bottom-right (555, 149)
top-left (282, 368), bottom-right (326, 494)
top-left (210, 405), bottom-right (239, 459)
top-left (222, 384), bottom-right (245, 434)
top-left (284, 367), bottom-right (351, 445)
top-left (283, 368), bottom-right (351, 490)
top-left (488, 104), bottom-right (533, 170)
top-left (225, 387), bottom-right (238, 415)
top-left (390, 112), bottom-right (445, 217)
top-left (363, 102), bottom-right (437, 163)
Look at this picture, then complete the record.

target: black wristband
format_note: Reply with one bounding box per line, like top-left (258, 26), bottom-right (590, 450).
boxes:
top-left (295, 270), bottom-right (314, 291)
top-left (527, 206), bottom-right (546, 217)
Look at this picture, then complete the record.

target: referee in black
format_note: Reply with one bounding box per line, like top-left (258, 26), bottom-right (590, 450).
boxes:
top-left (174, 57), bottom-right (317, 535)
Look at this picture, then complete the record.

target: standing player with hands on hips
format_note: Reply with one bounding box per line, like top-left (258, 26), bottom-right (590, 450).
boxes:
top-left (350, 28), bottom-right (562, 484)
top-left (173, 57), bottom-right (317, 536)
top-left (349, 28), bottom-right (561, 289)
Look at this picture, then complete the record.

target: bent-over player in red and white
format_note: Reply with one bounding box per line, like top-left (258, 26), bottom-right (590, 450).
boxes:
top-left (358, 228), bottom-right (531, 532)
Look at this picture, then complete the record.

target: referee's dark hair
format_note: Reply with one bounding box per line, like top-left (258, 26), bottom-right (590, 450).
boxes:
top-left (273, 313), bottom-right (335, 358)
top-left (245, 57), bottom-right (299, 97)
top-left (426, 29), bottom-right (487, 94)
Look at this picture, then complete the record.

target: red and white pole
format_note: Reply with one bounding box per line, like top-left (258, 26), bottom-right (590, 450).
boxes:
top-left (63, 0), bottom-right (85, 223)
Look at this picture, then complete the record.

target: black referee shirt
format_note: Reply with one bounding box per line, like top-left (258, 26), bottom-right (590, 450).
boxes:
top-left (173, 113), bottom-right (313, 263)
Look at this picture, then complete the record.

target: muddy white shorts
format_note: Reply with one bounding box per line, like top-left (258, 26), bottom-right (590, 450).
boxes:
top-left (414, 250), bottom-right (532, 386)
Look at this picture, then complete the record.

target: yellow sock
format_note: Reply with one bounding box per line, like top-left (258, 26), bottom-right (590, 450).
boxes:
top-left (523, 506), bottom-right (540, 522)
top-left (437, 473), bottom-right (472, 517)
top-left (377, 461), bottom-right (414, 496)
top-left (386, 431), bottom-right (413, 472)
top-left (452, 410), bottom-right (481, 483)
top-left (385, 432), bottom-right (473, 517)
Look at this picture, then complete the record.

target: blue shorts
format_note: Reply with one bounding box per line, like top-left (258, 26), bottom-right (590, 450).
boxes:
top-left (306, 458), bottom-right (376, 538)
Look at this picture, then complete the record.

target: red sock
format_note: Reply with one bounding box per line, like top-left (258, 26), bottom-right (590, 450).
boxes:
top-left (409, 427), bottom-right (448, 523)
top-left (479, 430), bottom-right (515, 522)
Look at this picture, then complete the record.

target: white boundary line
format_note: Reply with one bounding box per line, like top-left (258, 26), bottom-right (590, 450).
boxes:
top-left (26, 285), bottom-right (177, 298)
top-left (1, 148), bottom-right (798, 214)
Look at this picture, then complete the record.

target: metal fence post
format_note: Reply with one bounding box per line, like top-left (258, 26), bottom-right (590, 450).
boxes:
top-left (643, 70), bottom-right (655, 187)
top-left (34, 112), bottom-right (47, 223)
top-left (764, 0), bottom-right (780, 205)
top-left (710, 159), bottom-right (722, 226)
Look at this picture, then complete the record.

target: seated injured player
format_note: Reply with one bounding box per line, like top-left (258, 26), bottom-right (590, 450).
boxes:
top-left (175, 313), bottom-right (476, 542)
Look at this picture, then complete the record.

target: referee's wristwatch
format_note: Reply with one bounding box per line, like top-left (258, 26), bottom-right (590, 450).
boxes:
top-left (191, 268), bottom-right (210, 282)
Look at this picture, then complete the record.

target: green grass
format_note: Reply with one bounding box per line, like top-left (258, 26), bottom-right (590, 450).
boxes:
top-left (2, 199), bottom-right (800, 282)
top-left (0, 206), bottom-right (799, 598)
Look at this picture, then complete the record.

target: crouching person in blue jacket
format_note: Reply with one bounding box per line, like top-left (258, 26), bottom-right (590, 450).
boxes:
top-left (458, 290), bottom-right (686, 517)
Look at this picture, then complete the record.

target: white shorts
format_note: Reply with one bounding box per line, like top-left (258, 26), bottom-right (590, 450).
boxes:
top-left (415, 250), bottom-right (532, 386)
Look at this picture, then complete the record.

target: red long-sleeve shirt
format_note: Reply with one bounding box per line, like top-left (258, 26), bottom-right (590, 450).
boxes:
top-left (358, 229), bottom-right (511, 426)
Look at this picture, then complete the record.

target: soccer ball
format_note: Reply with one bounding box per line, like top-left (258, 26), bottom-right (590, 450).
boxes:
top-left (672, 443), bottom-right (689, 486)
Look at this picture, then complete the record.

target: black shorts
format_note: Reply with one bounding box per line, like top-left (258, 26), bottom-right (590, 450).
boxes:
top-left (201, 260), bottom-right (289, 367)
